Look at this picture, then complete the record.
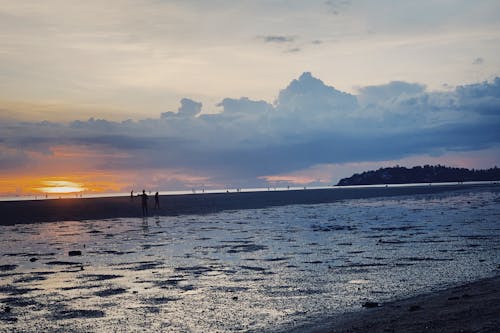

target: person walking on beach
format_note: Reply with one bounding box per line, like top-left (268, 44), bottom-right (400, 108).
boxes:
top-left (154, 192), bottom-right (160, 209)
top-left (130, 190), bottom-right (134, 200)
top-left (140, 190), bottom-right (149, 216)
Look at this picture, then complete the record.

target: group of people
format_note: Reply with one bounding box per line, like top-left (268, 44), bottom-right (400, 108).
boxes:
top-left (131, 190), bottom-right (160, 217)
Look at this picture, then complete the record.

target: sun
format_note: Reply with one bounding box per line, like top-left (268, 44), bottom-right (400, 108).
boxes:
top-left (36, 180), bottom-right (86, 194)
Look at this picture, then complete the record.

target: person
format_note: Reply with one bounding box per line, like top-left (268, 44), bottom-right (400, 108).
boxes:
top-left (130, 190), bottom-right (134, 200)
top-left (139, 190), bottom-right (149, 216)
top-left (154, 192), bottom-right (160, 209)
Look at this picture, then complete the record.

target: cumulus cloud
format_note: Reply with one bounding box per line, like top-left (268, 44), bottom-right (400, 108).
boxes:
top-left (275, 72), bottom-right (358, 119)
top-left (1, 72), bottom-right (500, 189)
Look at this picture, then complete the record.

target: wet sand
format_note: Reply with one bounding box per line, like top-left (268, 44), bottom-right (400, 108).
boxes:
top-left (1, 183), bottom-right (497, 225)
top-left (296, 274), bottom-right (500, 333)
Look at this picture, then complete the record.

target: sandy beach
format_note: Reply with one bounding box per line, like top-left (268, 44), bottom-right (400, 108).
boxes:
top-left (1, 183), bottom-right (497, 225)
top-left (293, 274), bottom-right (500, 333)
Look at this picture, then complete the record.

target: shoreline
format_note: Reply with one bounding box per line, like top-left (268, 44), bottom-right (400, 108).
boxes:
top-left (290, 274), bottom-right (500, 333)
top-left (0, 183), bottom-right (498, 225)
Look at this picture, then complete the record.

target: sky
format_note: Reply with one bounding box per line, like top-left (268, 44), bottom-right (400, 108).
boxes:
top-left (1, 0), bottom-right (500, 195)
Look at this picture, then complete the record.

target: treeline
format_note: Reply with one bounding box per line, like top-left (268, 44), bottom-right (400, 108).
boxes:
top-left (337, 165), bottom-right (500, 186)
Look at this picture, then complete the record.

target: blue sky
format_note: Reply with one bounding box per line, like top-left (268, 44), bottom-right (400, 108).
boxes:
top-left (0, 1), bottom-right (499, 193)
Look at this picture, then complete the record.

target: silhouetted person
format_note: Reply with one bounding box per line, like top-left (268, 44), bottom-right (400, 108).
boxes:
top-left (139, 190), bottom-right (148, 216)
top-left (130, 190), bottom-right (134, 200)
top-left (154, 192), bottom-right (160, 209)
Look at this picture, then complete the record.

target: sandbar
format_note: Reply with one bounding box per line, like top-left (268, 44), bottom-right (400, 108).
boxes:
top-left (0, 183), bottom-right (497, 225)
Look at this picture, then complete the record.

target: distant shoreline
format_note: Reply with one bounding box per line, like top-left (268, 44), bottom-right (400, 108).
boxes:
top-left (1, 183), bottom-right (498, 226)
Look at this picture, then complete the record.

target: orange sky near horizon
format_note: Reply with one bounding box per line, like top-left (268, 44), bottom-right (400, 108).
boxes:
top-left (0, 144), bottom-right (130, 195)
top-left (0, 142), bottom-right (214, 196)
top-left (0, 174), bottom-right (125, 196)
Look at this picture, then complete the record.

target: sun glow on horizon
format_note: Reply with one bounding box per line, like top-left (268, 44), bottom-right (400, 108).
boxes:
top-left (35, 180), bottom-right (86, 194)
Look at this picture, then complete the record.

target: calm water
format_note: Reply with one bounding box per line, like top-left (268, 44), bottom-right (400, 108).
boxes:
top-left (1, 186), bottom-right (499, 332)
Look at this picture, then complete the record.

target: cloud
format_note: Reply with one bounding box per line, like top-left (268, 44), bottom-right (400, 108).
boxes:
top-left (357, 81), bottom-right (426, 106)
top-left (177, 98), bottom-right (203, 117)
top-left (473, 57), bottom-right (484, 65)
top-left (162, 98), bottom-right (202, 118)
top-left (324, 0), bottom-right (351, 15)
top-left (1, 72), bottom-right (500, 189)
top-left (276, 72), bottom-right (358, 115)
top-left (261, 35), bottom-right (296, 43)
top-left (455, 77), bottom-right (500, 115)
top-left (0, 145), bottom-right (29, 170)
top-left (217, 97), bottom-right (273, 115)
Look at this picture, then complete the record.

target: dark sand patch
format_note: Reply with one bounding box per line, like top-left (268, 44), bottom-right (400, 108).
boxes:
top-left (179, 284), bottom-right (196, 291)
top-left (399, 257), bottom-right (454, 262)
top-left (0, 285), bottom-right (40, 296)
top-left (87, 250), bottom-right (135, 255)
top-left (146, 296), bottom-right (181, 304)
top-left (0, 312), bottom-right (18, 324)
top-left (45, 261), bottom-right (82, 266)
top-left (175, 265), bottom-right (214, 276)
top-left (1, 296), bottom-right (39, 307)
top-left (0, 264), bottom-right (17, 271)
top-left (13, 274), bottom-right (48, 283)
top-left (79, 274), bottom-right (123, 281)
top-left (0, 272), bottom-right (22, 278)
top-left (53, 309), bottom-right (106, 320)
top-left (59, 284), bottom-right (102, 291)
top-left (142, 243), bottom-right (168, 250)
top-left (153, 278), bottom-right (186, 288)
top-left (3, 252), bottom-right (56, 257)
top-left (238, 265), bottom-right (272, 274)
top-left (214, 286), bottom-right (250, 293)
top-left (263, 257), bottom-right (290, 262)
top-left (226, 244), bottom-right (267, 253)
top-left (94, 287), bottom-right (127, 297)
top-left (312, 224), bottom-right (356, 232)
top-left (133, 262), bottom-right (162, 271)
top-left (290, 275), bottom-right (500, 333)
top-left (133, 306), bottom-right (160, 314)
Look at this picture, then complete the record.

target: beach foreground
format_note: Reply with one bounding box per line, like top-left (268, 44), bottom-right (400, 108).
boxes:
top-left (0, 184), bottom-right (498, 332)
top-left (294, 275), bottom-right (500, 333)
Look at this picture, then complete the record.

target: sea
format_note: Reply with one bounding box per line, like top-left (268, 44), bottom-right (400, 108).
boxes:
top-left (0, 185), bottom-right (499, 332)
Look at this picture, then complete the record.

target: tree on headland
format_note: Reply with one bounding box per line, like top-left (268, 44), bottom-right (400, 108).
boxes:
top-left (337, 165), bottom-right (500, 186)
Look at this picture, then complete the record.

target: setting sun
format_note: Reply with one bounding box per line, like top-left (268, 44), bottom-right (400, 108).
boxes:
top-left (36, 180), bottom-right (86, 194)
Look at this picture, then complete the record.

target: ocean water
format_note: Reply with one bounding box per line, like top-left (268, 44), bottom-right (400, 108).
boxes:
top-left (0, 186), bottom-right (499, 332)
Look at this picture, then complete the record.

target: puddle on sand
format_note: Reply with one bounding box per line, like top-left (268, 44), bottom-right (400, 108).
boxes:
top-left (0, 187), bottom-right (499, 332)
